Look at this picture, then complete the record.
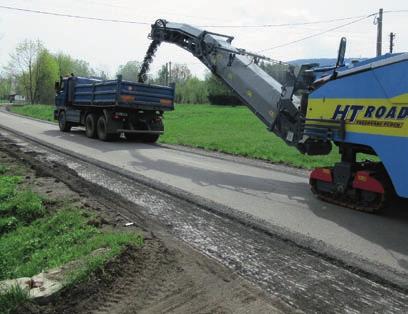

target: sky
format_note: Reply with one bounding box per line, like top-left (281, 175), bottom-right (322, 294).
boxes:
top-left (0, 0), bottom-right (407, 78)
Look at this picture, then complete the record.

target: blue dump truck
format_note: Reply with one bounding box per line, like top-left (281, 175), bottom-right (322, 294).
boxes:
top-left (54, 75), bottom-right (175, 142)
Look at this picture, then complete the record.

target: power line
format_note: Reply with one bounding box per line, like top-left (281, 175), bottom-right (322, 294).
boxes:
top-left (200, 9), bottom-right (408, 28)
top-left (2, 4), bottom-right (408, 30)
top-left (258, 14), bottom-right (376, 53)
top-left (0, 4), bottom-right (372, 29)
top-left (0, 5), bottom-right (150, 24)
top-left (199, 14), bottom-right (372, 28)
top-left (75, 0), bottom-right (226, 23)
top-left (384, 9), bottom-right (408, 14)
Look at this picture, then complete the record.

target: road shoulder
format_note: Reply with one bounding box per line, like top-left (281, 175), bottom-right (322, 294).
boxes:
top-left (0, 132), bottom-right (288, 313)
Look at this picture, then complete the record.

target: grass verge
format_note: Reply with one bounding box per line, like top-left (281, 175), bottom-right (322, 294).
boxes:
top-left (0, 209), bottom-right (143, 281)
top-left (9, 104), bottom-right (54, 122)
top-left (160, 104), bottom-right (342, 168)
top-left (0, 158), bottom-right (143, 313)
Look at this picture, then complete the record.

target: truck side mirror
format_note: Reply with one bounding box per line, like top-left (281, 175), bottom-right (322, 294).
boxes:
top-left (336, 37), bottom-right (347, 67)
top-left (54, 81), bottom-right (60, 91)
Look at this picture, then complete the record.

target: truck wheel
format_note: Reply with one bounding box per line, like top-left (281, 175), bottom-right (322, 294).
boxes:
top-left (125, 133), bottom-right (142, 142)
top-left (140, 119), bottom-right (162, 143)
top-left (142, 133), bottom-right (160, 143)
top-left (58, 111), bottom-right (71, 132)
top-left (125, 133), bottom-right (159, 143)
top-left (85, 113), bottom-right (97, 138)
top-left (97, 115), bottom-right (119, 141)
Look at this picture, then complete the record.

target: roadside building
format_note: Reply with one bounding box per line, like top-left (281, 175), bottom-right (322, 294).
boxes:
top-left (8, 94), bottom-right (26, 103)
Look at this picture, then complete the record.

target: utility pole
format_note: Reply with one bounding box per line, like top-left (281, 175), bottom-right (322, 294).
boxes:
top-left (169, 61), bottom-right (172, 85)
top-left (376, 8), bottom-right (383, 57)
top-left (389, 32), bottom-right (396, 53)
top-left (165, 62), bottom-right (169, 85)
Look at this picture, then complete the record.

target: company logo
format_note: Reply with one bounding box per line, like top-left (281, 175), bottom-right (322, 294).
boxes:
top-left (332, 105), bottom-right (408, 128)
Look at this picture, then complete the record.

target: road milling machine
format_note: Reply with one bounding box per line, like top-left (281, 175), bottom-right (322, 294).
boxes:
top-left (140, 19), bottom-right (408, 212)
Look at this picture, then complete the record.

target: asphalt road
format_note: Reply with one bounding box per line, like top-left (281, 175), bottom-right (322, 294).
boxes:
top-left (1, 110), bottom-right (408, 286)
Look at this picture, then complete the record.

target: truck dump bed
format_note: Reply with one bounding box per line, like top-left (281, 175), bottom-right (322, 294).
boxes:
top-left (70, 76), bottom-right (174, 111)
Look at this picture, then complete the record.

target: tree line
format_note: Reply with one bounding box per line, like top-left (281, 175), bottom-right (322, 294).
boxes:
top-left (0, 40), bottom-right (102, 104)
top-left (0, 39), bottom-right (292, 105)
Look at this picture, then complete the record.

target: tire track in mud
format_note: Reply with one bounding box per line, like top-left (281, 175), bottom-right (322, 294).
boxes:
top-left (78, 241), bottom-right (188, 314)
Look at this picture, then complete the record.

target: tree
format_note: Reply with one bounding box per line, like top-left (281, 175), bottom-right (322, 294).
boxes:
top-left (7, 39), bottom-right (44, 104)
top-left (170, 63), bottom-right (192, 84)
top-left (0, 73), bottom-right (12, 100)
top-left (117, 61), bottom-right (141, 81)
top-left (205, 74), bottom-right (243, 106)
top-left (155, 63), bottom-right (192, 85)
top-left (34, 49), bottom-right (58, 104)
top-left (6, 41), bottom-right (106, 104)
top-left (259, 61), bottom-right (294, 85)
top-left (94, 67), bottom-right (110, 80)
top-left (175, 77), bottom-right (208, 104)
top-left (54, 53), bottom-right (95, 77)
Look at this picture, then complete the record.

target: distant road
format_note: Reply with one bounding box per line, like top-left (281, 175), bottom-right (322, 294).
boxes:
top-left (1, 110), bottom-right (408, 286)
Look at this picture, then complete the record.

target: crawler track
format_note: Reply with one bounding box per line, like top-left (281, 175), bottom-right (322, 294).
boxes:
top-left (310, 184), bottom-right (386, 213)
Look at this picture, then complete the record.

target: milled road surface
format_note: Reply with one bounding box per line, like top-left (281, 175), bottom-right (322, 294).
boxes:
top-left (2, 126), bottom-right (408, 313)
top-left (1, 110), bottom-right (408, 287)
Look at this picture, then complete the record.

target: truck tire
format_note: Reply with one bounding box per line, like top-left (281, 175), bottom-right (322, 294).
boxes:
top-left (126, 119), bottom-right (162, 143)
top-left (125, 133), bottom-right (160, 143)
top-left (96, 115), bottom-right (119, 141)
top-left (58, 111), bottom-right (71, 132)
top-left (142, 119), bottom-right (163, 143)
top-left (142, 133), bottom-right (160, 143)
top-left (125, 133), bottom-right (143, 142)
top-left (85, 113), bottom-right (97, 138)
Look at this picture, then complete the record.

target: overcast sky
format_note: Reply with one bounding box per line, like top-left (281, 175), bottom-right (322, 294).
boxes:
top-left (1, 0), bottom-right (407, 78)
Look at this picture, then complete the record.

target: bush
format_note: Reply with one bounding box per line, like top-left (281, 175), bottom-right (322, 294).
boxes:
top-left (205, 74), bottom-right (243, 106)
top-left (0, 216), bottom-right (19, 235)
top-left (175, 77), bottom-right (208, 104)
top-left (0, 165), bottom-right (7, 175)
top-left (207, 95), bottom-right (244, 106)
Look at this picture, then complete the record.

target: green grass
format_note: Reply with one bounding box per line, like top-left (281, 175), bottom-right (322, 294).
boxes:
top-left (0, 285), bottom-right (29, 314)
top-left (0, 165), bottom-right (7, 175)
top-left (0, 209), bottom-right (143, 281)
top-left (0, 170), bottom-right (141, 282)
top-left (10, 104), bottom-right (54, 122)
top-left (160, 104), bottom-right (341, 168)
top-left (0, 162), bottom-right (144, 312)
top-left (0, 175), bottom-right (45, 234)
top-left (0, 176), bottom-right (22, 201)
top-left (0, 190), bottom-right (46, 226)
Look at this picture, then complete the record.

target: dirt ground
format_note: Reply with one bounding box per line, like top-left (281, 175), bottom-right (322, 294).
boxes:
top-left (0, 138), bottom-right (289, 313)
